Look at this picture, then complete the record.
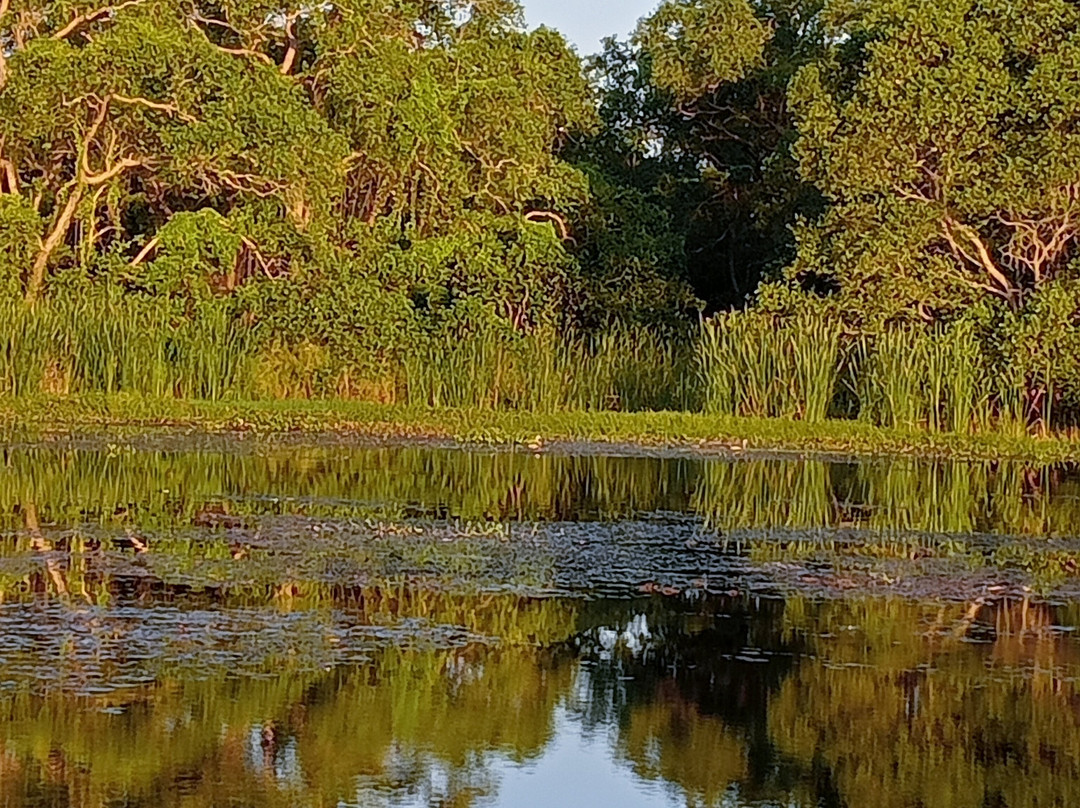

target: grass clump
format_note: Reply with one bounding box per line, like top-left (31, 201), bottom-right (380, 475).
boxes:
top-left (698, 310), bottom-right (841, 423)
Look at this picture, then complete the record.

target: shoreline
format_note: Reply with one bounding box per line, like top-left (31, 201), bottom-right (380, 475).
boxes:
top-left (0, 395), bottom-right (1078, 463)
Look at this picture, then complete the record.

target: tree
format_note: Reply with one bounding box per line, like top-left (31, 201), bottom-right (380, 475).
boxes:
top-left (0, 0), bottom-right (345, 302)
top-left (577, 1), bottom-right (827, 310)
top-left (787, 0), bottom-right (1080, 326)
top-left (0, 1), bottom-right (612, 341)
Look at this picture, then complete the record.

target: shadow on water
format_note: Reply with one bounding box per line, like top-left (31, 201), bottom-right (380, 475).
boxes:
top-left (0, 442), bottom-right (1078, 805)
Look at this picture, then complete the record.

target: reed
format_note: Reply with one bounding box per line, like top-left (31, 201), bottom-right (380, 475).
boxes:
top-left (0, 296), bottom-right (253, 400)
top-left (857, 322), bottom-right (999, 434)
top-left (697, 310), bottom-right (842, 423)
top-left (400, 324), bottom-right (699, 412)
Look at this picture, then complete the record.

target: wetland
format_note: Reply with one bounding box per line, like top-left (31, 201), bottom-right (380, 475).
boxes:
top-left (1, 436), bottom-right (1079, 807)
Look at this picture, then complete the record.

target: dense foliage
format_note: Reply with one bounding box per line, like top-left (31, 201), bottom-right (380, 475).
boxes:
top-left (0, 0), bottom-right (699, 390)
top-left (6, 0), bottom-right (1080, 431)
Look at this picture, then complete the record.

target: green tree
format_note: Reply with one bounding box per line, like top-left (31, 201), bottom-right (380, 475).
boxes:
top-left (0, 0), bottom-right (611, 347)
top-left (578, 1), bottom-right (826, 310)
top-left (788, 0), bottom-right (1080, 325)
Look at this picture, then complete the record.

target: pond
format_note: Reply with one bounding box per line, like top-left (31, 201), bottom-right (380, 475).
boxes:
top-left (0, 437), bottom-right (1079, 807)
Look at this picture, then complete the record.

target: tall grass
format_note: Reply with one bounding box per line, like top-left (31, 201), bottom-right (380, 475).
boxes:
top-left (698, 310), bottom-right (842, 423)
top-left (0, 299), bottom-right (698, 412)
top-left (0, 296), bottom-right (252, 399)
top-left (696, 311), bottom-right (1042, 435)
top-left (0, 294), bottom-right (1048, 436)
top-left (855, 321), bottom-right (1030, 434)
top-left (856, 323), bottom-right (984, 433)
top-left (400, 325), bottom-right (700, 412)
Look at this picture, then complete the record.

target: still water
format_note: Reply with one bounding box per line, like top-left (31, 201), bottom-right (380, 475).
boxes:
top-left (0, 439), bottom-right (1079, 807)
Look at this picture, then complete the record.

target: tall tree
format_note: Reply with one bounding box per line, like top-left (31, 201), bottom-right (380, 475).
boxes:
top-left (578, 0), bottom-right (826, 310)
top-left (787, 0), bottom-right (1080, 326)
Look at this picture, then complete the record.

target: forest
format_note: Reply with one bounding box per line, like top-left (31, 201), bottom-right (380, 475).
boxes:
top-left (2, 0), bottom-right (1080, 436)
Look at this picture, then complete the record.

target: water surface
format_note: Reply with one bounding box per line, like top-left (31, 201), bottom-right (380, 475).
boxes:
top-left (0, 440), bottom-right (1078, 807)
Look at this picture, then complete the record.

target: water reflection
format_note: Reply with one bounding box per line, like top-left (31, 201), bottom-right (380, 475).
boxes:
top-left (0, 594), bottom-right (1077, 807)
top-left (0, 442), bottom-right (1079, 806)
top-left (1, 444), bottom-right (1080, 537)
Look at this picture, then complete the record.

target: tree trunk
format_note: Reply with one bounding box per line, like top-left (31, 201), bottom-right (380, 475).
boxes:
top-left (26, 185), bottom-right (84, 305)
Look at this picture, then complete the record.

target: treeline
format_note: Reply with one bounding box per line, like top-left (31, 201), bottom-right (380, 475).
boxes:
top-left (3, 1), bottom-right (1080, 431)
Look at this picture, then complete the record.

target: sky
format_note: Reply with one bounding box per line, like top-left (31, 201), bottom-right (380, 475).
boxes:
top-left (523, 0), bottom-right (660, 53)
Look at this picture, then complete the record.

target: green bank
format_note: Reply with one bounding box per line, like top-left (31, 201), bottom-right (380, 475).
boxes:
top-left (3, 396), bottom-right (1079, 464)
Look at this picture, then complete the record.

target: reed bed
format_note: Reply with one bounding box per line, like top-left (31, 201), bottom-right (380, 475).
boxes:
top-left (0, 297), bottom-right (252, 400)
top-left (0, 299), bottom-right (699, 412)
top-left (0, 296), bottom-right (1053, 438)
top-left (697, 310), bottom-right (842, 423)
top-left (855, 321), bottom-right (991, 434)
top-left (697, 311), bottom-right (1040, 434)
top-left (400, 325), bottom-right (700, 413)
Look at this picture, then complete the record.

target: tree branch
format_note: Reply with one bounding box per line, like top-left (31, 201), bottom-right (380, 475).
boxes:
top-left (525, 210), bottom-right (573, 242)
top-left (27, 183), bottom-right (83, 305)
top-left (0, 159), bottom-right (16, 194)
top-left (52, 0), bottom-right (149, 41)
top-left (112, 93), bottom-right (198, 123)
top-left (0, 0), bottom-right (9, 90)
top-left (943, 216), bottom-right (1016, 297)
top-left (129, 235), bottom-right (160, 267)
top-left (84, 156), bottom-right (141, 186)
top-left (280, 16), bottom-right (298, 75)
top-left (190, 19), bottom-right (275, 65)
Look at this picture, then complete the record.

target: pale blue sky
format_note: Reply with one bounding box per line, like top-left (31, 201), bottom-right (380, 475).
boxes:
top-left (523, 0), bottom-right (660, 53)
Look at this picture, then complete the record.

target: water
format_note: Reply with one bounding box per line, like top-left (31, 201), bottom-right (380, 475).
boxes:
top-left (0, 438), bottom-right (1079, 807)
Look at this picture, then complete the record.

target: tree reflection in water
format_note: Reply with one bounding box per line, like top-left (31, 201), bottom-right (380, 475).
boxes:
top-left (0, 592), bottom-right (1073, 807)
top-left (0, 444), bottom-right (1078, 806)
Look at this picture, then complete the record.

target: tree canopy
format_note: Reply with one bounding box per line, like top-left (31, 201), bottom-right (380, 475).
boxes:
top-left (787, 0), bottom-right (1080, 325)
top-left (0, 0), bottom-right (675, 346)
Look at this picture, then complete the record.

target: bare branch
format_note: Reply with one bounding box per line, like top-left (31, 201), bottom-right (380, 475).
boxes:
top-left (280, 15), bottom-right (298, 75)
top-left (0, 159), bottom-right (16, 194)
top-left (27, 183), bottom-right (84, 304)
top-left (112, 93), bottom-right (199, 123)
top-left (129, 235), bottom-right (160, 267)
top-left (0, 0), bottom-right (9, 90)
top-left (52, 0), bottom-right (148, 41)
top-left (83, 156), bottom-right (142, 185)
top-left (207, 168), bottom-right (286, 197)
top-left (525, 210), bottom-right (573, 242)
top-left (209, 42), bottom-right (275, 65)
top-left (943, 216), bottom-right (1016, 297)
top-left (190, 16), bottom-right (275, 65)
